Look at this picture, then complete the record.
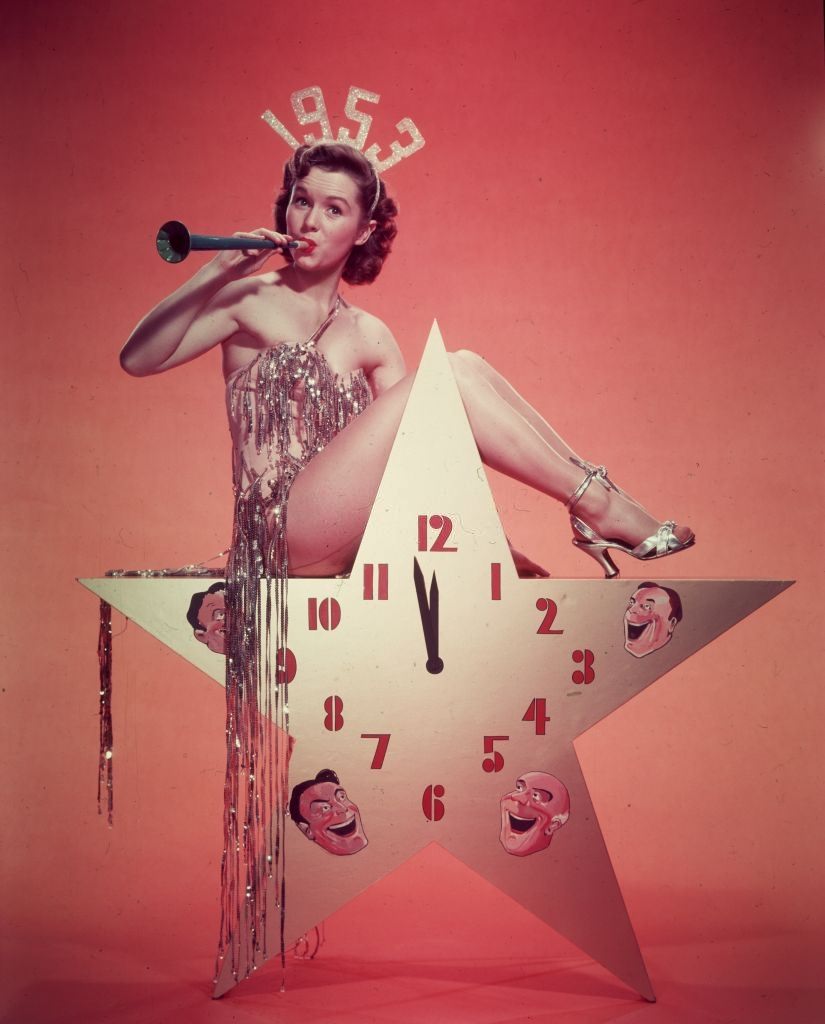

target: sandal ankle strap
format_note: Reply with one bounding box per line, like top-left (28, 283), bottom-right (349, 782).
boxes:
top-left (566, 459), bottom-right (610, 513)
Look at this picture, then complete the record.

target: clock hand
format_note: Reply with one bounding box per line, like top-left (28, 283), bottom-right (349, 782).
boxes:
top-left (429, 572), bottom-right (439, 644)
top-left (413, 557), bottom-right (444, 675)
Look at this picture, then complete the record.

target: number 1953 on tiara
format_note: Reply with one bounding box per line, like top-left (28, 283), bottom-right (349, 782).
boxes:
top-left (262, 86), bottom-right (425, 174)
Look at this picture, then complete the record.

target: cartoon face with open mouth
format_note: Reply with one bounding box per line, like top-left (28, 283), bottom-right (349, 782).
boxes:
top-left (289, 769), bottom-right (368, 856)
top-left (499, 771), bottom-right (570, 857)
top-left (624, 582), bottom-right (683, 659)
top-left (187, 582), bottom-right (227, 656)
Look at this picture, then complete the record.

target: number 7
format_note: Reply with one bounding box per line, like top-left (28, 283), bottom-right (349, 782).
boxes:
top-left (361, 733), bottom-right (391, 769)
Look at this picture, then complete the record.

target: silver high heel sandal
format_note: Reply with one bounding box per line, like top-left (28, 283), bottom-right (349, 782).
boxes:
top-left (566, 463), bottom-right (695, 579)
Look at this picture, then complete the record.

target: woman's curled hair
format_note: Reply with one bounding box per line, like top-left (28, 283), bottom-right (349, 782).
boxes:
top-left (274, 143), bottom-right (398, 286)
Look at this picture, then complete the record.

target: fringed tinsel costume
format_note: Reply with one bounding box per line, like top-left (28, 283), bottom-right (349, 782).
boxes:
top-left (217, 298), bottom-right (372, 984)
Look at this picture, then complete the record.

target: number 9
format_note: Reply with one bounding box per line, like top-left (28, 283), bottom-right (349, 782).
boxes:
top-left (291, 86), bottom-right (333, 146)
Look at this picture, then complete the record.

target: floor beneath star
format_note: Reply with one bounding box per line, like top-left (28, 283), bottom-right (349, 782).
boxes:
top-left (2, 845), bottom-right (821, 1024)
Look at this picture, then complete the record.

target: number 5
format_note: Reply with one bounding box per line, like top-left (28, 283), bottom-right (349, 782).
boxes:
top-left (337, 87), bottom-right (380, 150)
top-left (482, 735), bottom-right (509, 773)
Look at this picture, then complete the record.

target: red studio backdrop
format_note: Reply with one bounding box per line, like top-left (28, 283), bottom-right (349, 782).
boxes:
top-left (2, 3), bottom-right (824, 1023)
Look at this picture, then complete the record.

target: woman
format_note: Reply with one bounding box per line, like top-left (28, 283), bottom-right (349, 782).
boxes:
top-left (121, 142), bottom-right (693, 580)
top-left (121, 142), bottom-right (694, 978)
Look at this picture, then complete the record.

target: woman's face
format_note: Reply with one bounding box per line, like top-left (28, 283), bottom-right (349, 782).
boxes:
top-left (286, 167), bottom-right (374, 272)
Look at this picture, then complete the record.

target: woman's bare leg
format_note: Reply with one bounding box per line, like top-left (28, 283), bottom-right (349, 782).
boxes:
top-left (447, 351), bottom-right (683, 544)
top-left (461, 351), bottom-right (653, 514)
top-left (286, 374), bottom-right (416, 574)
top-left (286, 353), bottom-right (690, 574)
top-left (453, 350), bottom-right (584, 464)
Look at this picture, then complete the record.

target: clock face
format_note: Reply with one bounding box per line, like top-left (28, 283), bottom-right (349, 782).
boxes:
top-left (81, 322), bottom-right (790, 1001)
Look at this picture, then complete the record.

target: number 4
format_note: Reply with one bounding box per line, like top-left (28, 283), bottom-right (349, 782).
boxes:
top-left (522, 698), bottom-right (551, 735)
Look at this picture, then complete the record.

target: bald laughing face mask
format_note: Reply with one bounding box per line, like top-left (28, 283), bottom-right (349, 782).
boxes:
top-left (499, 771), bottom-right (570, 857)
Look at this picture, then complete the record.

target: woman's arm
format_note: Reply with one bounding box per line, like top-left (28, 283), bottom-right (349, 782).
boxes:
top-left (363, 318), bottom-right (407, 396)
top-left (119, 229), bottom-right (291, 377)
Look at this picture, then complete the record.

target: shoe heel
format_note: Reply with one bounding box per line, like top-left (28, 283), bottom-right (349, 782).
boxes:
top-left (573, 539), bottom-right (620, 579)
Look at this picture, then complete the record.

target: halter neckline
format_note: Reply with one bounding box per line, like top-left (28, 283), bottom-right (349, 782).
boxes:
top-left (304, 295), bottom-right (341, 347)
top-left (224, 295), bottom-right (345, 388)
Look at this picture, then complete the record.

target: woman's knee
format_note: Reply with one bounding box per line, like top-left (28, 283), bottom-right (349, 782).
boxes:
top-left (448, 348), bottom-right (489, 384)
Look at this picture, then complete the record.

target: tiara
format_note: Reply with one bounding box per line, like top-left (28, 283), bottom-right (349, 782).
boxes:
top-left (262, 86), bottom-right (424, 174)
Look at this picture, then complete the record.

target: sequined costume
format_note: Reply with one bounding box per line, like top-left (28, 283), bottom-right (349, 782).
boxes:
top-left (217, 300), bottom-right (372, 982)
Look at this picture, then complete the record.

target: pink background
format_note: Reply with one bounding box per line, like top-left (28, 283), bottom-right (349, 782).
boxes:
top-left (2, 1), bottom-right (823, 1021)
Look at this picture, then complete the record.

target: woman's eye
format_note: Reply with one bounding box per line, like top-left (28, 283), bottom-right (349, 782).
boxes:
top-left (328, 205), bottom-right (342, 216)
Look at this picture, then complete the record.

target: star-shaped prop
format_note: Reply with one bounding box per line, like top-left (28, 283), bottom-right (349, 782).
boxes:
top-left (81, 323), bottom-right (790, 1001)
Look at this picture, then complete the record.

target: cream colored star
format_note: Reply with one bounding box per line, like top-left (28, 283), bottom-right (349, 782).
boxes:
top-left (81, 323), bottom-right (790, 1001)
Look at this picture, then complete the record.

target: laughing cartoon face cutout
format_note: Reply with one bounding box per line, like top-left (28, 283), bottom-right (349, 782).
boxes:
top-left (187, 582), bottom-right (227, 655)
top-left (289, 769), bottom-right (368, 856)
top-left (499, 771), bottom-right (570, 857)
top-left (624, 582), bottom-right (683, 659)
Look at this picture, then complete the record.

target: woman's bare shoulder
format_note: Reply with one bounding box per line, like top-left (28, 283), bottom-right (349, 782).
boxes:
top-left (344, 301), bottom-right (404, 380)
top-left (345, 302), bottom-right (397, 346)
top-left (224, 269), bottom-right (290, 309)
top-left (223, 270), bottom-right (298, 340)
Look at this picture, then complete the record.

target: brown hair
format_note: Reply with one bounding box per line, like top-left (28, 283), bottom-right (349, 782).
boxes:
top-left (274, 143), bottom-right (398, 285)
top-left (186, 580), bottom-right (225, 633)
top-left (289, 768), bottom-right (341, 826)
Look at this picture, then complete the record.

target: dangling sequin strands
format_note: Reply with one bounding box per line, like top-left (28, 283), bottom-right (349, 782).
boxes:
top-left (216, 301), bottom-right (372, 986)
top-left (97, 600), bottom-right (114, 826)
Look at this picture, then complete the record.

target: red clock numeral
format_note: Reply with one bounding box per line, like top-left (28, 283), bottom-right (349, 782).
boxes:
top-left (275, 647), bottom-right (297, 685)
top-left (522, 698), bottom-right (551, 735)
top-left (536, 598), bottom-right (563, 635)
top-left (422, 784), bottom-right (446, 821)
top-left (363, 563), bottom-right (389, 600)
top-left (360, 733), bottom-right (391, 769)
top-left (308, 597), bottom-right (341, 631)
top-left (417, 514), bottom-right (458, 552)
top-left (491, 562), bottom-right (502, 600)
top-left (572, 648), bottom-right (596, 684)
top-left (482, 735), bottom-right (509, 773)
top-left (323, 695), bottom-right (344, 731)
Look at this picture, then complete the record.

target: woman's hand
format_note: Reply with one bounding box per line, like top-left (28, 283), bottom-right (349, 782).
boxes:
top-left (120, 226), bottom-right (305, 375)
top-left (508, 539), bottom-right (550, 578)
top-left (210, 227), bottom-right (297, 279)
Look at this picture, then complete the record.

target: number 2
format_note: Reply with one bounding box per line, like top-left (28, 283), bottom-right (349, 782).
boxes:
top-left (536, 598), bottom-right (563, 635)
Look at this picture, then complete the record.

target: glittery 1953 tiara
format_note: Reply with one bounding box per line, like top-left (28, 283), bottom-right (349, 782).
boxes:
top-left (262, 86), bottom-right (425, 173)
